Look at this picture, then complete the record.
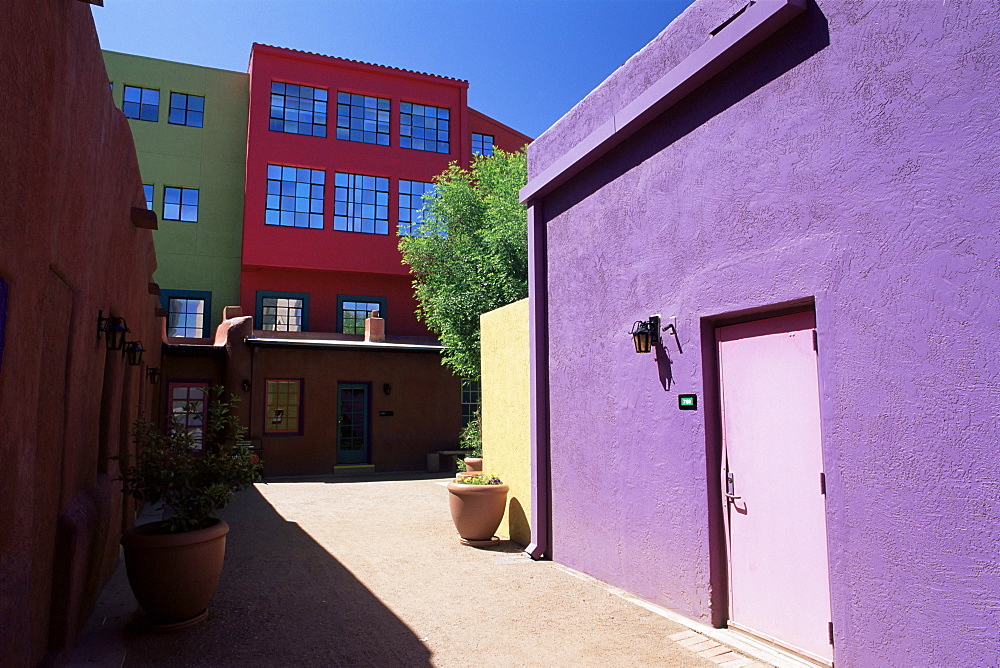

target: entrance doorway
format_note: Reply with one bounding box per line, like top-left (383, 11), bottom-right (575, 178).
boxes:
top-left (337, 382), bottom-right (369, 464)
top-left (716, 310), bottom-right (833, 664)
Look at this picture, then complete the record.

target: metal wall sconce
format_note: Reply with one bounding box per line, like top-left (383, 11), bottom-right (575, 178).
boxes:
top-left (123, 340), bottom-right (145, 367)
top-left (97, 310), bottom-right (129, 351)
top-left (630, 314), bottom-right (682, 354)
top-left (383, 383), bottom-right (392, 396)
top-left (242, 379), bottom-right (251, 392)
top-left (146, 367), bottom-right (160, 384)
top-left (631, 315), bottom-right (660, 353)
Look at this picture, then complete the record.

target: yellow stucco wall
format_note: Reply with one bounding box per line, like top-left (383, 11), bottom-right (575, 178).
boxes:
top-left (481, 298), bottom-right (531, 546)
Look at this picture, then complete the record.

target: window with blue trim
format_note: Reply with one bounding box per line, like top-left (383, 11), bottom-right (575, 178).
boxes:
top-left (168, 92), bottom-right (204, 127)
top-left (269, 81), bottom-right (327, 137)
top-left (160, 289), bottom-right (212, 338)
top-left (334, 173), bottom-right (389, 235)
top-left (398, 180), bottom-right (435, 236)
top-left (338, 295), bottom-right (385, 335)
top-left (472, 133), bottom-right (494, 156)
top-left (400, 102), bottom-right (450, 153)
top-left (337, 92), bottom-right (390, 145)
top-left (256, 291), bottom-right (309, 332)
top-left (266, 165), bottom-right (325, 229)
top-left (163, 187), bottom-right (199, 222)
top-left (143, 184), bottom-right (153, 211)
top-left (123, 85), bottom-right (159, 122)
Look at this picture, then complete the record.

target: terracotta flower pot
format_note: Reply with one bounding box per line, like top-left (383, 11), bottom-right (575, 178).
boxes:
top-left (463, 457), bottom-right (483, 473)
top-left (121, 519), bottom-right (229, 628)
top-left (447, 481), bottom-right (509, 546)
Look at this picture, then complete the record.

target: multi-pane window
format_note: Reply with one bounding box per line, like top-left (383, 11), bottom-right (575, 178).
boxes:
top-left (166, 297), bottom-right (206, 337)
top-left (333, 173), bottom-right (389, 235)
top-left (122, 85), bottom-right (159, 122)
top-left (163, 187), bottom-right (199, 222)
top-left (398, 180), bottom-right (435, 236)
top-left (265, 379), bottom-right (301, 434)
top-left (261, 296), bottom-right (305, 332)
top-left (472, 133), bottom-right (495, 156)
top-left (269, 81), bottom-right (327, 137)
top-left (400, 102), bottom-right (450, 153)
top-left (168, 382), bottom-right (208, 450)
top-left (168, 92), bottom-right (205, 127)
top-left (143, 184), bottom-right (153, 211)
top-left (266, 165), bottom-right (325, 229)
top-left (337, 92), bottom-right (390, 145)
top-left (461, 379), bottom-right (481, 427)
top-left (339, 296), bottom-right (386, 335)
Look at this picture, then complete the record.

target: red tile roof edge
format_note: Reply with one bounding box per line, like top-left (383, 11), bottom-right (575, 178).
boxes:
top-left (252, 43), bottom-right (469, 85)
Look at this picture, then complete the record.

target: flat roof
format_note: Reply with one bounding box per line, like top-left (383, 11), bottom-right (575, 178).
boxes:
top-left (245, 337), bottom-right (444, 352)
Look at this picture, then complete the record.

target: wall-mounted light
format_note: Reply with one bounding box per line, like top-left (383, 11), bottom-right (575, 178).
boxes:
top-left (630, 315), bottom-right (660, 353)
top-left (123, 340), bottom-right (145, 367)
top-left (97, 310), bottom-right (129, 351)
top-left (242, 379), bottom-right (251, 392)
top-left (146, 367), bottom-right (160, 384)
top-left (383, 383), bottom-right (392, 396)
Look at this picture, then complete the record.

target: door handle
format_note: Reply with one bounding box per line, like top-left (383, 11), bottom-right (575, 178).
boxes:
top-left (724, 492), bottom-right (742, 501)
top-left (725, 472), bottom-right (741, 501)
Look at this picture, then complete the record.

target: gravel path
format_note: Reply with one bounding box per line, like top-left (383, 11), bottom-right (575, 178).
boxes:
top-left (72, 475), bottom-right (771, 667)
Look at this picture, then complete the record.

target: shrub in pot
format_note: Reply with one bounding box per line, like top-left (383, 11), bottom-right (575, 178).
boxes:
top-left (447, 474), bottom-right (508, 546)
top-left (116, 386), bottom-right (262, 628)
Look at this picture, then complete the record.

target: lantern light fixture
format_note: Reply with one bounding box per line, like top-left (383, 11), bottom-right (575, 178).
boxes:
top-left (630, 315), bottom-right (682, 354)
top-left (630, 315), bottom-right (660, 354)
top-left (123, 340), bottom-right (145, 367)
top-left (146, 367), bottom-right (160, 384)
top-left (97, 310), bottom-right (129, 351)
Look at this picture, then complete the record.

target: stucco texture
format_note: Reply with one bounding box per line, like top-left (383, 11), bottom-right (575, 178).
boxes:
top-left (529, 1), bottom-right (999, 666)
top-left (0, 3), bottom-right (161, 664)
top-left (481, 299), bottom-right (531, 545)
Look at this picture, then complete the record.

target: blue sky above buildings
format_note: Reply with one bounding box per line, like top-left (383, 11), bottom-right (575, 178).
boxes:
top-left (93, 0), bottom-right (695, 140)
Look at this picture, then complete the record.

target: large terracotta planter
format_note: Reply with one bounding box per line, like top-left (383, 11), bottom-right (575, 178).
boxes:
top-left (121, 519), bottom-right (229, 628)
top-left (447, 482), bottom-right (509, 546)
top-left (463, 457), bottom-right (483, 473)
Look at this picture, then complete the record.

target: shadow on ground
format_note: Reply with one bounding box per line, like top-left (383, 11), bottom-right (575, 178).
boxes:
top-left (118, 486), bottom-right (432, 667)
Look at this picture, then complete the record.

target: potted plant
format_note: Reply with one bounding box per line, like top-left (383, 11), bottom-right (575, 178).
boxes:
top-left (458, 410), bottom-right (483, 475)
top-left (447, 474), bottom-right (509, 546)
top-left (116, 386), bottom-right (262, 629)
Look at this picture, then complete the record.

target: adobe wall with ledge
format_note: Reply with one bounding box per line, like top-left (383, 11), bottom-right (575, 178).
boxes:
top-left (0, 2), bottom-right (161, 665)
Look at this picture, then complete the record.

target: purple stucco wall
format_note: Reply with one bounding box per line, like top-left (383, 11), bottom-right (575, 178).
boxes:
top-left (526, 1), bottom-right (999, 666)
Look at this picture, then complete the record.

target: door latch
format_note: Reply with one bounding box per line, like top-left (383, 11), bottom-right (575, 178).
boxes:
top-left (724, 471), bottom-right (742, 501)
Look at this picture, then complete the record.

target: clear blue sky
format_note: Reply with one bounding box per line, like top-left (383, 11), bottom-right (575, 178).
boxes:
top-left (93, 0), bottom-right (695, 140)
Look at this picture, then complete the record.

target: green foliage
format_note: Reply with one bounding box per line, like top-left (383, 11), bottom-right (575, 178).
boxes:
top-left (459, 411), bottom-right (483, 458)
top-left (399, 148), bottom-right (528, 380)
top-left (454, 474), bottom-right (504, 485)
top-left (117, 386), bottom-right (263, 533)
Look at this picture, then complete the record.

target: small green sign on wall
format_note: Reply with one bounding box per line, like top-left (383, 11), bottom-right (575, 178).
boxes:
top-left (678, 394), bottom-right (697, 411)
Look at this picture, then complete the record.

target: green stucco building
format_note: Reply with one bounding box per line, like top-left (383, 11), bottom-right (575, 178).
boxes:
top-left (103, 51), bottom-right (247, 335)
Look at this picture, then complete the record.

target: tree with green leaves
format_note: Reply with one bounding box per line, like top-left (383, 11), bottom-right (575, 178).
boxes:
top-left (399, 148), bottom-right (528, 380)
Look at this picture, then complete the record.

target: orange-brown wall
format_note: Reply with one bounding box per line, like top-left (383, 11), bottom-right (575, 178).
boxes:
top-left (249, 346), bottom-right (462, 476)
top-left (0, 2), bottom-right (161, 665)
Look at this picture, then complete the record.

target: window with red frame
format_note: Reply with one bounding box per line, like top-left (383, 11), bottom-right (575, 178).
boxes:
top-left (265, 379), bottom-right (301, 435)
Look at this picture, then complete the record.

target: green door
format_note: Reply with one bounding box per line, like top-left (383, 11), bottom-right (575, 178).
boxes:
top-left (337, 383), bottom-right (369, 464)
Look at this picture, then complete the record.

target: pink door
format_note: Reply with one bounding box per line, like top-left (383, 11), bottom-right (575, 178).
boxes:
top-left (717, 311), bottom-right (833, 664)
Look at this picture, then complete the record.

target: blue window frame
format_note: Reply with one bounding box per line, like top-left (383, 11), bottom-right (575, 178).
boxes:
top-left (163, 186), bottom-right (199, 222)
top-left (400, 102), bottom-right (450, 153)
top-left (333, 173), bottom-right (389, 235)
top-left (337, 92), bottom-right (390, 145)
top-left (168, 92), bottom-right (205, 127)
top-left (337, 295), bottom-right (386, 335)
top-left (266, 165), bottom-right (325, 229)
top-left (123, 85), bottom-right (159, 122)
top-left (160, 289), bottom-right (212, 338)
top-left (269, 81), bottom-right (327, 137)
top-left (255, 291), bottom-right (309, 332)
top-left (472, 133), bottom-right (494, 157)
top-left (143, 184), bottom-right (154, 211)
top-left (397, 180), bottom-right (435, 236)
